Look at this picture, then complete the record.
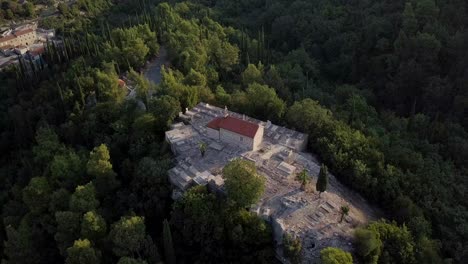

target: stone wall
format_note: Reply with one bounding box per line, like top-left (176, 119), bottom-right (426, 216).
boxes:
top-left (207, 127), bottom-right (220, 140)
top-left (253, 125), bottom-right (264, 151)
top-left (220, 128), bottom-right (254, 150)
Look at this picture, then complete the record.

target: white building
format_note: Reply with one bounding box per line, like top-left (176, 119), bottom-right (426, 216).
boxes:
top-left (14, 46), bottom-right (29, 55)
top-left (206, 112), bottom-right (264, 151)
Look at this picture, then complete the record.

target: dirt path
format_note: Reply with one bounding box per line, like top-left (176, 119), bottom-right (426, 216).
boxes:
top-left (143, 46), bottom-right (168, 85)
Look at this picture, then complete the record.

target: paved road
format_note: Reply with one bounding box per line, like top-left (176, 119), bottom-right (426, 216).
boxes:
top-left (143, 46), bottom-right (168, 85)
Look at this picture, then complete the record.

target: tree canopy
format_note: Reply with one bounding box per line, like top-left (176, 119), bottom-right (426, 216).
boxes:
top-left (0, 0), bottom-right (467, 263)
top-left (222, 159), bottom-right (265, 208)
top-left (320, 247), bottom-right (353, 264)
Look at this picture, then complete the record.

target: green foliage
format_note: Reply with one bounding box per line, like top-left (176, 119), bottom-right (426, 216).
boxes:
top-left (50, 150), bottom-right (86, 190)
top-left (295, 169), bottom-right (310, 190)
top-left (22, 177), bottom-right (51, 214)
top-left (49, 188), bottom-right (71, 212)
top-left (171, 186), bottom-right (274, 263)
top-left (354, 220), bottom-right (422, 264)
top-left (55, 211), bottom-right (82, 257)
top-left (223, 159), bottom-right (265, 208)
top-left (23, 2), bottom-right (35, 17)
top-left (198, 141), bottom-right (207, 157)
top-left (340, 205), bottom-right (350, 223)
top-left (320, 247), bottom-right (353, 264)
top-left (184, 69), bottom-right (207, 87)
top-left (109, 215), bottom-right (146, 257)
top-left (415, 0), bottom-right (439, 26)
top-left (58, 3), bottom-right (70, 16)
top-left (81, 211), bottom-right (107, 242)
top-left (69, 183), bottom-right (99, 213)
top-left (132, 24), bottom-right (159, 55)
top-left (244, 83), bottom-right (286, 122)
top-left (3, 220), bottom-right (39, 264)
top-left (212, 3), bottom-right (468, 260)
top-left (1, 0), bottom-right (467, 263)
top-left (128, 69), bottom-right (152, 103)
top-left (76, 0), bottom-right (110, 15)
top-left (316, 164), bottom-right (328, 195)
top-left (241, 63), bottom-right (263, 86)
top-left (160, 67), bottom-right (198, 109)
top-left (215, 85), bottom-right (231, 106)
top-left (367, 221), bottom-right (416, 264)
top-left (147, 95), bottom-right (181, 132)
top-left (402, 3), bottom-right (418, 35)
top-left (65, 239), bottom-right (101, 264)
top-left (95, 62), bottom-right (126, 103)
top-left (415, 237), bottom-right (443, 264)
top-left (163, 219), bottom-right (176, 264)
top-left (173, 185), bottom-right (220, 240)
top-left (354, 228), bottom-right (382, 264)
top-left (207, 36), bottom-right (240, 72)
top-left (0, 0), bottom-right (38, 20)
top-left (283, 233), bottom-right (302, 264)
top-left (87, 144), bottom-right (113, 177)
top-left (32, 127), bottom-right (65, 168)
top-left (117, 257), bottom-right (148, 264)
top-left (229, 210), bottom-right (272, 246)
top-left (87, 144), bottom-right (119, 196)
top-left (107, 29), bottom-right (150, 69)
top-left (132, 157), bottom-right (171, 220)
top-left (132, 113), bottom-right (157, 138)
top-left (265, 65), bottom-right (289, 100)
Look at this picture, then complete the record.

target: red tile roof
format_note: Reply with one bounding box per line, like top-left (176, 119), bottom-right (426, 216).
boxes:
top-left (0, 34), bottom-right (16, 43)
top-left (207, 116), bottom-right (259, 138)
top-left (0, 29), bottom-right (35, 44)
top-left (14, 28), bottom-right (34, 36)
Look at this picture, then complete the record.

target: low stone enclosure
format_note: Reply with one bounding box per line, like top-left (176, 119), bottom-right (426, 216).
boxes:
top-left (165, 103), bottom-right (378, 263)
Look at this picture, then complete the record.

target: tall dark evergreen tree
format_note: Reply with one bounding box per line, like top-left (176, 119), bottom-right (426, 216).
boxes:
top-left (316, 164), bottom-right (328, 197)
top-left (163, 219), bottom-right (176, 264)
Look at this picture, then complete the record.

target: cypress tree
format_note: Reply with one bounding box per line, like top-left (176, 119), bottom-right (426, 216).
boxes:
top-left (93, 41), bottom-right (99, 57)
top-left (316, 164), bottom-right (328, 197)
top-left (257, 30), bottom-right (262, 63)
top-left (28, 56), bottom-right (36, 82)
top-left (100, 20), bottom-right (105, 39)
top-left (18, 56), bottom-right (27, 87)
top-left (77, 39), bottom-right (84, 56)
top-left (261, 26), bottom-right (265, 63)
top-left (85, 34), bottom-right (91, 56)
top-left (39, 54), bottom-right (44, 71)
top-left (44, 40), bottom-right (50, 62)
top-left (163, 219), bottom-right (176, 264)
top-left (63, 40), bottom-right (70, 63)
top-left (240, 29), bottom-right (245, 64)
top-left (14, 65), bottom-right (23, 91)
top-left (106, 22), bottom-right (114, 45)
top-left (56, 81), bottom-right (66, 114)
top-left (76, 74), bottom-right (86, 107)
top-left (51, 40), bottom-right (60, 64)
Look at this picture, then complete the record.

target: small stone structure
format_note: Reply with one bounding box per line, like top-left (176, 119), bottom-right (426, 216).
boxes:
top-left (165, 103), bottom-right (377, 263)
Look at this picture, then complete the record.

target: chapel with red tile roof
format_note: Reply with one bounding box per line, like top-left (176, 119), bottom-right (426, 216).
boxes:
top-left (206, 109), bottom-right (264, 151)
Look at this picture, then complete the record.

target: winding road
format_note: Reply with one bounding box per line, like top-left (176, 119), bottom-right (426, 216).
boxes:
top-left (143, 46), bottom-right (168, 85)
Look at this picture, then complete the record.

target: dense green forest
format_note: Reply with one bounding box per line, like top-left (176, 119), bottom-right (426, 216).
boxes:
top-left (0, 0), bottom-right (37, 21)
top-left (0, 0), bottom-right (467, 263)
